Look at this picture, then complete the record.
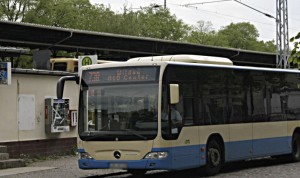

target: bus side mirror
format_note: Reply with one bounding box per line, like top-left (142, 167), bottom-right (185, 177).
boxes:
top-left (169, 84), bottom-right (179, 104)
top-left (57, 75), bottom-right (78, 99)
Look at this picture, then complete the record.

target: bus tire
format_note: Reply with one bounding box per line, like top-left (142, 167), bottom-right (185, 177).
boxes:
top-left (291, 132), bottom-right (300, 162)
top-left (204, 139), bottom-right (222, 176)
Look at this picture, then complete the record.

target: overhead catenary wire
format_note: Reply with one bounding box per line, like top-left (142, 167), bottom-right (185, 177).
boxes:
top-left (183, 0), bottom-right (232, 6)
top-left (232, 0), bottom-right (277, 21)
top-left (169, 1), bottom-right (299, 41)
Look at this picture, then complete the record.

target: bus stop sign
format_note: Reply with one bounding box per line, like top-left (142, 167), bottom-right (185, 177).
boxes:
top-left (78, 55), bottom-right (97, 75)
top-left (82, 57), bottom-right (92, 65)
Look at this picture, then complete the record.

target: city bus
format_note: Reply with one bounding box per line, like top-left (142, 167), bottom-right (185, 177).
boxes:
top-left (56, 55), bottom-right (300, 176)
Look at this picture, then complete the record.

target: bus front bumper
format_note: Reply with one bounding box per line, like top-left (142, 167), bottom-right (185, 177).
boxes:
top-left (78, 148), bottom-right (173, 170)
top-left (79, 158), bottom-right (172, 170)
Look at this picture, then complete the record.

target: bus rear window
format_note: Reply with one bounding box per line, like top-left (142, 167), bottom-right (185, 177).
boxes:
top-left (53, 62), bottom-right (67, 71)
top-left (74, 61), bottom-right (78, 72)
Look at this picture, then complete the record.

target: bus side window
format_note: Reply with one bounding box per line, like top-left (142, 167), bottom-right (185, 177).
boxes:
top-left (228, 70), bottom-right (251, 124)
top-left (180, 83), bottom-right (195, 126)
top-left (203, 69), bottom-right (227, 125)
top-left (265, 72), bottom-right (285, 122)
top-left (251, 71), bottom-right (268, 122)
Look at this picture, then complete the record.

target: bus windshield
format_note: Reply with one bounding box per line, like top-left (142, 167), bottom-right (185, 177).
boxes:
top-left (79, 67), bottom-right (159, 141)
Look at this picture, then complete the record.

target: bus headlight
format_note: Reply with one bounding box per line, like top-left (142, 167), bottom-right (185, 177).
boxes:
top-left (79, 152), bottom-right (93, 159)
top-left (144, 152), bottom-right (168, 159)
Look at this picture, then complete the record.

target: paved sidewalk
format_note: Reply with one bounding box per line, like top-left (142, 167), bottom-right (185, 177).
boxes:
top-left (0, 167), bottom-right (57, 177)
top-left (0, 155), bottom-right (118, 178)
top-left (2, 155), bottom-right (300, 178)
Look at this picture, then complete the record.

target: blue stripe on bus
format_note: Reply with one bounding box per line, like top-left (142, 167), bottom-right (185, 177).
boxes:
top-left (225, 139), bottom-right (253, 161)
top-left (78, 136), bottom-right (292, 170)
top-left (225, 136), bottom-right (292, 161)
top-left (252, 136), bottom-right (292, 157)
top-left (152, 145), bottom-right (206, 170)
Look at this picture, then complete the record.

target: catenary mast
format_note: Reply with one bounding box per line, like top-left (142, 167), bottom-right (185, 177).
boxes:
top-left (276, 0), bottom-right (289, 68)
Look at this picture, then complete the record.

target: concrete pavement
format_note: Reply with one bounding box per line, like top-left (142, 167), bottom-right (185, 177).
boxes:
top-left (0, 167), bottom-right (57, 177)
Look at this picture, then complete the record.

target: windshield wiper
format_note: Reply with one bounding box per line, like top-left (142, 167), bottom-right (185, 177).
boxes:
top-left (121, 129), bottom-right (147, 140)
top-left (82, 130), bottom-right (147, 141)
top-left (82, 133), bottom-right (105, 141)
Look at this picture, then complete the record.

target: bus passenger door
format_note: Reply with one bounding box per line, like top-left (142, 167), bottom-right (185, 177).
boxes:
top-left (170, 82), bottom-right (201, 170)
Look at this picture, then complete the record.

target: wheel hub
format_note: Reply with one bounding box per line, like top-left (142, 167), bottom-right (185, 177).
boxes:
top-left (209, 148), bottom-right (221, 166)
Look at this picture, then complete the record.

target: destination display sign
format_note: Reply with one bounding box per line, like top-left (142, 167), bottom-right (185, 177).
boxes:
top-left (83, 67), bottom-right (159, 84)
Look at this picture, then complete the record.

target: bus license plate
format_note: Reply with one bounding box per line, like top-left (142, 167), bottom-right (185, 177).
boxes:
top-left (109, 163), bottom-right (127, 169)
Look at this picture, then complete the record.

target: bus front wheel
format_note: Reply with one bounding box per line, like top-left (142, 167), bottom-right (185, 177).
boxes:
top-left (204, 139), bottom-right (222, 176)
top-left (292, 132), bottom-right (300, 162)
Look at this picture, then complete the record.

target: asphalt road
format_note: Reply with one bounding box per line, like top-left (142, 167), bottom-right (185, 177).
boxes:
top-left (1, 155), bottom-right (300, 178)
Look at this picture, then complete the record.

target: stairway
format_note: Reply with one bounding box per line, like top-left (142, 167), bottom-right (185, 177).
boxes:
top-left (0, 145), bottom-right (25, 169)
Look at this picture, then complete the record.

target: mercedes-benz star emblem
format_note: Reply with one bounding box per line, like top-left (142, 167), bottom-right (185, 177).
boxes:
top-left (113, 151), bottom-right (121, 159)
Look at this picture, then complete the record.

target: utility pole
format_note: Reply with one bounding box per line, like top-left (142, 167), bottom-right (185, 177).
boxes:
top-left (164, 0), bottom-right (166, 9)
top-left (276, 0), bottom-right (289, 68)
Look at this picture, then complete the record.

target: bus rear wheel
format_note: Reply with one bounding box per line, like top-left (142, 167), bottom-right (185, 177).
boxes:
top-left (291, 132), bottom-right (300, 162)
top-left (204, 139), bottom-right (222, 176)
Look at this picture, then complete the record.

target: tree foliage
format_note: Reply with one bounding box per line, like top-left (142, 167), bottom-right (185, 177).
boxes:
top-left (0, 0), bottom-right (35, 21)
top-left (136, 6), bottom-right (189, 41)
top-left (289, 32), bottom-right (300, 68)
top-left (184, 20), bottom-right (217, 45)
top-left (24, 0), bottom-right (96, 28)
top-left (185, 21), bottom-right (276, 53)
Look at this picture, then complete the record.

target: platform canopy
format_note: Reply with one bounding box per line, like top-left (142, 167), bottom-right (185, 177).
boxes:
top-left (0, 20), bottom-right (276, 67)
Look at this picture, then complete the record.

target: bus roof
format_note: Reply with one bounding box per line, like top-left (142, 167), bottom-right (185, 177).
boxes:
top-left (127, 55), bottom-right (233, 66)
top-left (50, 58), bottom-right (115, 64)
top-left (82, 55), bottom-right (300, 74)
top-left (50, 57), bottom-right (77, 62)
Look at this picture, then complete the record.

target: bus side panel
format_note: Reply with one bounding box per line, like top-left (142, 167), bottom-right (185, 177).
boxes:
top-left (168, 126), bottom-right (202, 170)
top-left (253, 121), bottom-right (290, 157)
top-left (228, 123), bottom-right (253, 161)
top-left (169, 144), bottom-right (203, 170)
top-left (288, 120), bottom-right (300, 144)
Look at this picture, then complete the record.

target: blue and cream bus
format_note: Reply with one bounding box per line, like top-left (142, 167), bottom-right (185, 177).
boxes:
top-left (57, 55), bottom-right (300, 176)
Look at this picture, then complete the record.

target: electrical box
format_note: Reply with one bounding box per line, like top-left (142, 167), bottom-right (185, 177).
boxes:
top-left (45, 98), bottom-right (70, 133)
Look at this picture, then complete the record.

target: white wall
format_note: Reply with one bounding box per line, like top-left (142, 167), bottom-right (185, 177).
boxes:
top-left (0, 72), bottom-right (79, 142)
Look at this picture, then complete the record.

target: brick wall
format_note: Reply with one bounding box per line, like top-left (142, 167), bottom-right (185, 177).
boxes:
top-left (0, 137), bottom-right (77, 158)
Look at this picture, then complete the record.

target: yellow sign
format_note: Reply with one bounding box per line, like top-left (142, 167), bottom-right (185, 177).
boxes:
top-left (82, 57), bottom-right (93, 66)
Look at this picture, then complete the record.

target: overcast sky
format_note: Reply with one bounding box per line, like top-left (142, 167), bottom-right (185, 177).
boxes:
top-left (90, 0), bottom-right (300, 43)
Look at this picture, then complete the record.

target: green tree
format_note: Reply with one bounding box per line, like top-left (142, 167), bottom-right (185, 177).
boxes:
top-left (249, 40), bottom-right (276, 53)
top-left (135, 5), bottom-right (189, 41)
top-left (96, 7), bottom-right (140, 35)
top-left (24, 0), bottom-right (96, 28)
top-left (0, 0), bottom-right (35, 21)
top-left (289, 32), bottom-right (300, 68)
top-left (218, 22), bottom-right (259, 49)
top-left (185, 20), bottom-right (217, 45)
